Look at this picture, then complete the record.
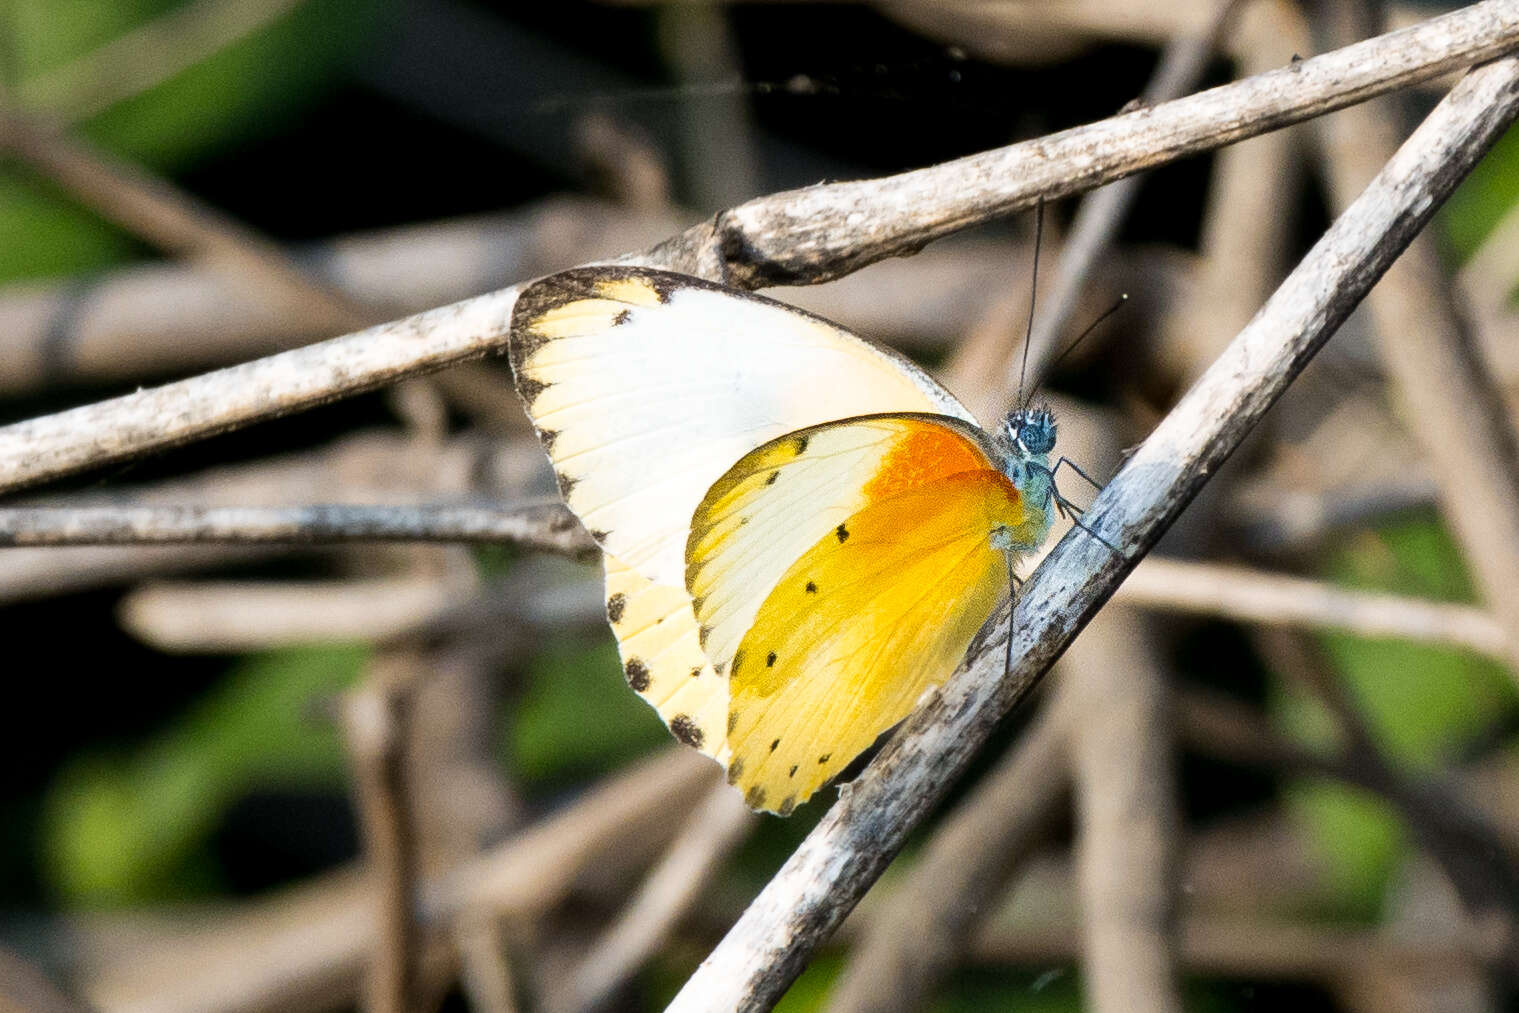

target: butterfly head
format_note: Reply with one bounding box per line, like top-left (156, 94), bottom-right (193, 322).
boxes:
top-left (1002, 405), bottom-right (1057, 461)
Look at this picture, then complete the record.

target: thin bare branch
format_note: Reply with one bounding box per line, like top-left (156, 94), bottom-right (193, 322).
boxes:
top-left (15, 494), bottom-right (1504, 656)
top-left (0, 501), bottom-right (594, 556)
top-left (968, 912), bottom-right (1502, 983)
top-left (1116, 556), bottom-right (1509, 659)
top-left (341, 658), bottom-right (423, 1013)
top-left (0, 4), bottom-right (1514, 495)
top-left (1067, 608), bottom-right (1182, 1012)
top-left (117, 576), bottom-right (472, 654)
top-left (665, 55), bottom-right (1519, 1012)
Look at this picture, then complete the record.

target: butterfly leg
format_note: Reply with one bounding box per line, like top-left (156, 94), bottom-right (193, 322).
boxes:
top-left (1051, 489), bottom-right (1123, 556)
top-left (1051, 455), bottom-right (1106, 494)
top-left (1002, 547), bottom-right (1022, 682)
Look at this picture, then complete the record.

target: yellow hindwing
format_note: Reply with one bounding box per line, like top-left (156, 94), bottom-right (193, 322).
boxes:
top-left (687, 416), bottom-right (1046, 813)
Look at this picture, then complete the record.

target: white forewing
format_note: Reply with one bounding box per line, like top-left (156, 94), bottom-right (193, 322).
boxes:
top-left (510, 268), bottom-right (974, 589)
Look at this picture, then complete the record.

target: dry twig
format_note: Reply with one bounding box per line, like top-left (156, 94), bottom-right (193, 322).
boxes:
top-left (0, 502), bottom-right (594, 556)
top-left (1066, 608), bottom-right (1182, 1012)
top-left (341, 658), bottom-right (424, 1013)
top-left (1116, 555), bottom-right (1509, 659)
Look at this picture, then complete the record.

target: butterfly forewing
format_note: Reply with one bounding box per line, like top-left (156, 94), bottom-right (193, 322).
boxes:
top-left (602, 553), bottom-right (730, 761)
top-left (509, 267), bottom-right (974, 589)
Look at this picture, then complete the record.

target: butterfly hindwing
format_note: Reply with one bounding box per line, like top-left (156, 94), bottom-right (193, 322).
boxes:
top-left (687, 414), bottom-right (1005, 680)
top-left (688, 416), bottom-right (1049, 813)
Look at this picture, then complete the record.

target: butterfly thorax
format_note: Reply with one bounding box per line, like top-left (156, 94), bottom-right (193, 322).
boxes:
top-left (990, 406), bottom-right (1058, 552)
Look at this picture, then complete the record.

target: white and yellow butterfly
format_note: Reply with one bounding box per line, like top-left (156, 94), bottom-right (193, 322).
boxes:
top-left (508, 266), bottom-right (1063, 815)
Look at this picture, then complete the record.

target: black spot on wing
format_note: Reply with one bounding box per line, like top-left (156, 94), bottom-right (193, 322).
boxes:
top-left (794, 435), bottom-right (810, 455)
top-left (770, 738), bottom-right (780, 752)
top-left (612, 308), bottom-right (631, 325)
top-left (624, 658), bottom-right (650, 692)
top-left (516, 375), bottom-right (549, 407)
top-left (728, 711), bottom-right (739, 733)
top-left (556, 471), bottom-right (578, 500)
top-left (689, 666), bottom-right (702, 679)
top-left (777, 796), bottom-right (797, 817)
top-left (699, 624), bottom-right (713, 649)
top-left (766, 471), bottom-right (779, 486)
top-left (766, 651), bottom-right (777, 668)
top-left (731, 649), bottom-right (746, 676)
top-left (818, 753), bottom-right (832, 764)
top-left (670, 714), bottom-right (704, 749)
top-left (507, 329), bottom-right (549, 372)
top-left (538, 428), bottom-right (559, 453)
top-left (788, 765), bottom-right (798, 778)
top-left (726, 758), bottom-right (744, 784)
top-left (606, 593), bottom-right (627, 624)
top-left (745, 786), bottom-right (768, 810)
top-left (805, 581), bottom-right (818, 593)
top-left (836, 524), bottom-right (850, 543)
top-left (589, 528), bottom-right (610, 543)
top-left (645, 272), bottom-right (678, 303)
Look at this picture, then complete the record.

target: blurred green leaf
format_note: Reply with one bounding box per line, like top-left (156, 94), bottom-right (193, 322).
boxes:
top-left (42, 643), bottom-right (367, 905)
top-left (1272, 514), bottom-right (1519, 916)
top-left (508, 640), bottom-right (669, 784)
top-left (774, 954), bottom-right (842, 1013)
top-left (1443, 122), bottom-right (1519, 264)
top-left (0, 176), bottom-right (141, 279)
top-left (1281, 780), bottom-right (1404, 919)
top-left (4, 0), bottom-right (390, 281)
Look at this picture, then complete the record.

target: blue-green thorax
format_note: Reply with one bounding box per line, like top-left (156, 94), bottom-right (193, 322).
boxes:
top-left (992, 406), bottom-right (1058, 549)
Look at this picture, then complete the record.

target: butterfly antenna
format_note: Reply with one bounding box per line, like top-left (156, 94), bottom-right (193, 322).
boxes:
top-left (1023, 292), bottom-right (1129, 411)
top-left (1015, 200), bottom-right (1044, 413)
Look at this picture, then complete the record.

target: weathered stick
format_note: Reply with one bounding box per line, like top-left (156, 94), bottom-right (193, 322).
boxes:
top-left (0, 501), bottom-right (595, 556)
top-left (665, 54), bottom-right (1519, 1013)
top-left (0, 2), bottom-right (1514, 495)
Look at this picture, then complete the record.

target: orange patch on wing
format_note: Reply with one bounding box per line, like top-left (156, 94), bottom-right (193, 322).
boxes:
top-left (862, 422), bottom-right (1012, 503)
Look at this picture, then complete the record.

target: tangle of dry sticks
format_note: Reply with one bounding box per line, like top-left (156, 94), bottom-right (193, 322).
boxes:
top-left (0, 2), bottom-right (1515, 495)
top-left (665, 52), bottom-right (1519, 1012)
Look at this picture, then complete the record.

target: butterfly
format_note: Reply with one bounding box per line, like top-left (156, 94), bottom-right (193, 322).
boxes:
top-left (507, 266), bottom-right (1069, 815)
